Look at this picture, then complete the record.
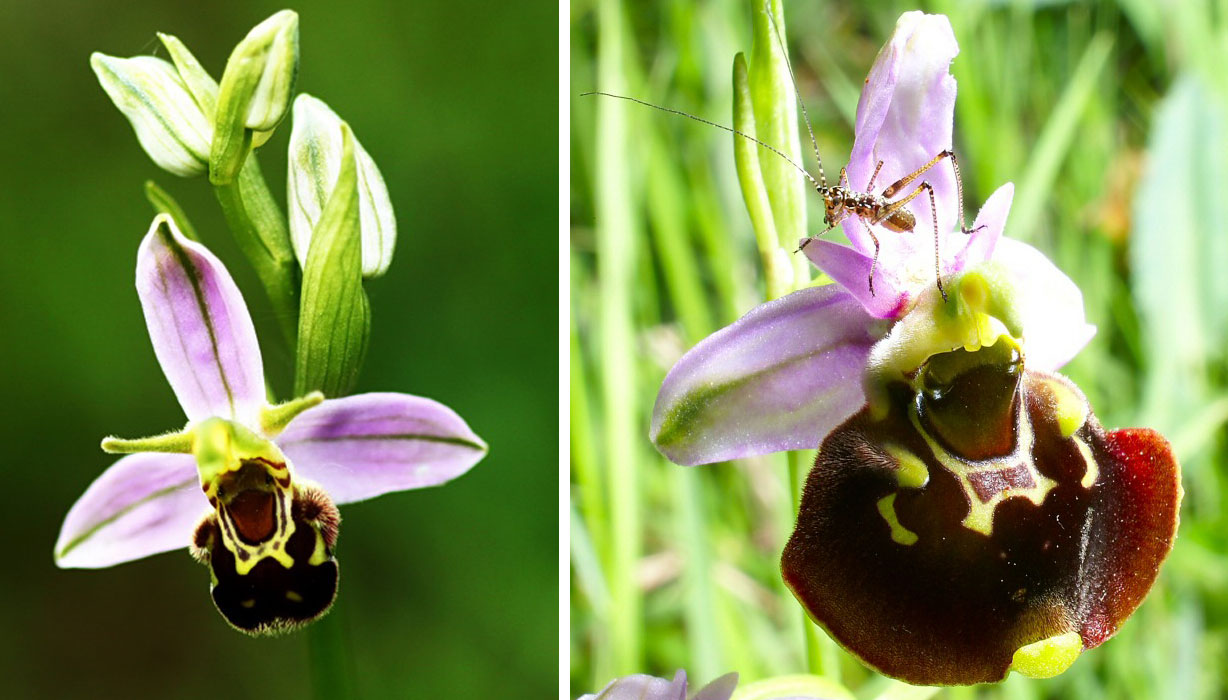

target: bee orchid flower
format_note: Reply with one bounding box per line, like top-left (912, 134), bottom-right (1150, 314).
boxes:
top-left (651, 11), bottom-right (1180, 685)
top-left (55, 214), bottom-right (487, 635)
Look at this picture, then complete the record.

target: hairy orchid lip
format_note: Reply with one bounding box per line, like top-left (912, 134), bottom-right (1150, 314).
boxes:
top-left (782, 353), bottom-right (1180, 685)
top-left (194, 484), bottom-right (340, 635)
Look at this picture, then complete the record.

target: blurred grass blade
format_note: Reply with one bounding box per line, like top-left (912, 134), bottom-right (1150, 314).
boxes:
top-left (1131, 74), bottom-right (1224, 426)
top-left (1011, 31), bottom-right (1112, 242)
top-left (595, 0), bottom-right (641, 675)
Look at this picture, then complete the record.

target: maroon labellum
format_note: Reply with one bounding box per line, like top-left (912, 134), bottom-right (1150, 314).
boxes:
top-left (782, 342), bottom-right (1181, 685)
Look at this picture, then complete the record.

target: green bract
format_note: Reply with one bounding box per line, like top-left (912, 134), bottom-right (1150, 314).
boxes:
top-left (287, 94), bottom-right (397, 278)
top-left (295, 125), bottom-right (371, 397)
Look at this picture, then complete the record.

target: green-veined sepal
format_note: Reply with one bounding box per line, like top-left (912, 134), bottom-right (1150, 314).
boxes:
top-left (91, 52), bottom-right (213, 177)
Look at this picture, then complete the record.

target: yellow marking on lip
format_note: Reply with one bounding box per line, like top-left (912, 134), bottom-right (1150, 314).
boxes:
top-left (884, 444), bottom-right (929, 488)
top-left (1047, 380), bottom-right (1089, 438)
top-left (307, 526), bottom-right (329, 566)
top-left (908, 390), bottom-right (1056, 537)
top-left (876, 494), bottom-right (918, 545)
top-left (1010, 631), bottom-right (1083, 678)
top-left (1075, 437), bottom-right (1098, 489)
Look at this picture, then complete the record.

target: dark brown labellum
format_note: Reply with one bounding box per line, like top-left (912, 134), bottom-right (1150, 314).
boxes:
top-left (193, 483), bottom-right (341, 636)
top-left (781, 346), bottom-right (1180, 685)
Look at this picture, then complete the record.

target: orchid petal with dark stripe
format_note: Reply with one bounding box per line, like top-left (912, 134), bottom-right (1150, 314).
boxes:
top-left (277, 392), bottom-right (488, 504)
top-left (137, 215), bottom-right (266, 426)
top-left (55, 453), bottom-right (206, 568)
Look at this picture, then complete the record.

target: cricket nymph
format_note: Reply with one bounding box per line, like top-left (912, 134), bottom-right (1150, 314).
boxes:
top-left (822, 186), bottom-right (915, 233)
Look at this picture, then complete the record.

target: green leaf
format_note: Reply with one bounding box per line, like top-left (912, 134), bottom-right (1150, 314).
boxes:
top-left (1131, 73), bottom-right (1226, 432)
top-left (295, 125), bottom-right (370, 397)
top-left (732, 51), bottom-right (786, 300)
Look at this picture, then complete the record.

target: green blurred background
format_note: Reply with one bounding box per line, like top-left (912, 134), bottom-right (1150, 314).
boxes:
top-left (572, 0), bottom-right (1228, 698)
top-left (0, 1), bottom-right (555, 698)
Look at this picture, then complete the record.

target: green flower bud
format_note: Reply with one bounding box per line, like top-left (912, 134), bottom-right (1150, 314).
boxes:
top-left (91, 53), bottom-right (213, 177)
top-left (287, 94), bottom-right (396, 278)
top-left (211, 10), bottom-right (300, 184)
top-left (240, 10), bottom-right (299, 132)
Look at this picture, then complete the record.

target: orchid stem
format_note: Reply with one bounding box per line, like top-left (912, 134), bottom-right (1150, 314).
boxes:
top-left (308, 606), bottom-right (355, 699)
top-left (213, 154), bottom-right (299, 350)
top-left (788, 449), bottom-right (839, 681)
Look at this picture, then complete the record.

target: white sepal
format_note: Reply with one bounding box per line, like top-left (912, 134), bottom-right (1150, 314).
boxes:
top-left (91, 53), bottom-right (213, 177)
top-left (287, 94), bottom-right (396, 278)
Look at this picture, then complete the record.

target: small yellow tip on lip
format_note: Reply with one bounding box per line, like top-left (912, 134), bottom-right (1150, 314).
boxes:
top-left (1010, 631), bottom-right (1083, 679)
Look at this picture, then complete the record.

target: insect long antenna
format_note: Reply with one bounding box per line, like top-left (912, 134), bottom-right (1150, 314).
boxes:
top-left (581, 91), bottom-right (821, 190)
top-left (763, 1), bottom-right (827, 188)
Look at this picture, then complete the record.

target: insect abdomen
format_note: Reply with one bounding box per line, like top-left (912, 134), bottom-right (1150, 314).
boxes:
top-left (881, 208), bottom-right (915, 232)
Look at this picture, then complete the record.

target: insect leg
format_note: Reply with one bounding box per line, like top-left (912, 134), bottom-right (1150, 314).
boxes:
top-left (920, 181), bottom-right (948, 302)
top-left (866, 160), bottom-right (884, 192)
top-left (839, 166), bottom-right (849, 188)
top-left (872, 179), bottom-right (929, 223)
top-left (880, 150), bottom-right (987, 236)
top-left (797, 219), bottom-right (842, 252)
top-left (859, 218), bottom-right (881, 297)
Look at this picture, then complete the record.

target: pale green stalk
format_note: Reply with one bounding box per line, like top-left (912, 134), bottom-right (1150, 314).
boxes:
top-left (213, 154), bottom-right (299, 348)
top-left (596, 0), bottom-right (641, 674)
top-left (307, 608), bottom-right (356, 699)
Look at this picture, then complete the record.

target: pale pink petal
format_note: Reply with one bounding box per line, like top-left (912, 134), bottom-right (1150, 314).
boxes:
top-left (651, 285), bottom-right (887, 465)
top-left (838, 13), bottom-right (964, 296)
top-left (55, 453), bottom-right (206, 569)
top-left (578, 670), bottom-right (689, 700)
top-left (802, 240), bottom-right (910, 319)
top-left (136, 215), bottom-right (266, 425)
top-left (277, 392), bottom-right (487, 504)
top-left (952, 183), bottom-right (1013, 269)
